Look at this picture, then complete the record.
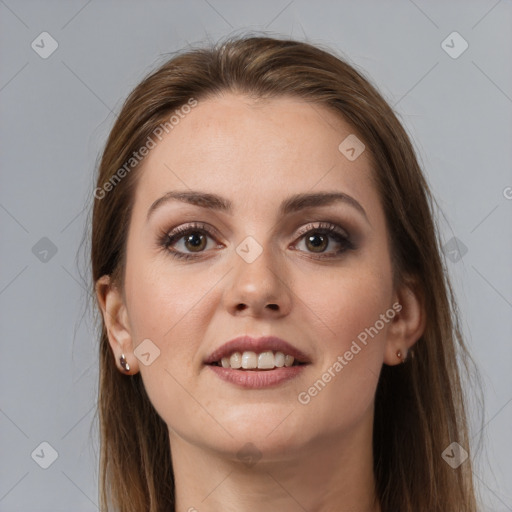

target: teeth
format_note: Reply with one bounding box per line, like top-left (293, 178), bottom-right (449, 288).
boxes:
top-left (230, 352), bottom-right (242, 369)
top-left (274, 352), bottom-right (285, 367)
top-left (284, 354), bottom-right (294, 367)
top-left (241, 351), bottom-right (258, 369)
top-left (258, 351), bottom-right (275, 369)
top-left (217, 350), bottom-right (298, 370)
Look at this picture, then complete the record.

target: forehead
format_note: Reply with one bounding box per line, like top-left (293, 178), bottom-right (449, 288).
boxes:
top-left (134, 92), bottom-right (378, 216)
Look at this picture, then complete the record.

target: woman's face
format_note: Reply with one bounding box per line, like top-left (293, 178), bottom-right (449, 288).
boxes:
top-left (114, 93), bottom-right (403, 458)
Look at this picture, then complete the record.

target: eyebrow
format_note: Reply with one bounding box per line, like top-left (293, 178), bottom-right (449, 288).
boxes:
top-left (146, 190), bottom-right (370, 224)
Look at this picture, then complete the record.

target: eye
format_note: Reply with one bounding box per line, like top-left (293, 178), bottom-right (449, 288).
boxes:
top-left (158, 222), bottom-right (221, 260)
top-left (158, 221), bottom-right (355, 261)
top-left (292, 222), bottom-right (354, 258)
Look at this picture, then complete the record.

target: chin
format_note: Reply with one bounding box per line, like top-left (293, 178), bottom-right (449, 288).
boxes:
top-left (208, 405), bottom-right (311, 457)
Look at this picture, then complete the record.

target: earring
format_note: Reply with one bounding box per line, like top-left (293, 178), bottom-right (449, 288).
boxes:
top-left (119, 353), bottom-right (130, 372)
top-left (396, 349), bottom-right (407, 364)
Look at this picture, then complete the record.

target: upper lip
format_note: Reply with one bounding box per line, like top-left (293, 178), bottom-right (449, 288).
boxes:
top-left (204, 335), bottom-right (312, 365)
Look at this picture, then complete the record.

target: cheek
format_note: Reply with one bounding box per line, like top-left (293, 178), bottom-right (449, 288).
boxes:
top-left (124, 251), bottom-right (211, 342)
top-left (123, 257), bottom-right (217, 433)
top-left (301, 265), bottom-right (393, 350)
top-left (292, 261), bottom-right (393, 433)
top-left (122, 254), bottom-right (212, 428)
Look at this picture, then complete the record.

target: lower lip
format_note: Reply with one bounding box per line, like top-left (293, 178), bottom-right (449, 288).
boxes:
top-left (206, 364), bottom-right (307, 389)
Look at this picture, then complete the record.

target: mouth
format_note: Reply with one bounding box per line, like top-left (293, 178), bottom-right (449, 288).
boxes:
top-left (208, 350), bottom-right (306, 370)
top-left (204, 335), bottom-right (311, 388)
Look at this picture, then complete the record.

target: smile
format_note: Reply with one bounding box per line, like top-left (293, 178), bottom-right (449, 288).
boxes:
top-left (210, 350), bottom-right (304, 370)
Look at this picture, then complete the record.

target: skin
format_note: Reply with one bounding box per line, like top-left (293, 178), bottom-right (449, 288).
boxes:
top-left (97, 93), bottom-right (425, 512)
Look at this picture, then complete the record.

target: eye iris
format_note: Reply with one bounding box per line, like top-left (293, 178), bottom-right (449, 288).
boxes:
top-left (306, 233), bottom-right (328, 252)
top-left (185, 232), bottom-right (206, 252)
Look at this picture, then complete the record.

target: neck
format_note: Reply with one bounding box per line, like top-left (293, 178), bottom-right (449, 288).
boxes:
top-left (169, 413), bottom-right (380, 512)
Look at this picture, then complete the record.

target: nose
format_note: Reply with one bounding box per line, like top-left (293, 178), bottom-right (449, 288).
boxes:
top-left (222, 240), bottom-right (292, 318)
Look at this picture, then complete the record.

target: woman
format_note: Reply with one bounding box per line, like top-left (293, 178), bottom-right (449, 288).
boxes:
top-left (91, 35), bottom-right (482, 511)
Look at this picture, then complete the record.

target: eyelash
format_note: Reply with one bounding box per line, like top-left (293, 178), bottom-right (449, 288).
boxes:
top-left (157, 221), bottom-right (355, 261)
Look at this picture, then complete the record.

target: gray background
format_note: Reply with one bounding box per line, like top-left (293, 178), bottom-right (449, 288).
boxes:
top-left (1, 1), bottom-right (511, 510)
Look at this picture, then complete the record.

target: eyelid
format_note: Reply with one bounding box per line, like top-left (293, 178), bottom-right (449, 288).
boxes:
top-left (294, 221), bottom-right (350, 240)
top-left (166, 221), bottom-right (222, 240)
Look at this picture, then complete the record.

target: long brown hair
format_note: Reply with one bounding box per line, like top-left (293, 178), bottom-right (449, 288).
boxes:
top-left (90, 34), bottom-right (484, 511)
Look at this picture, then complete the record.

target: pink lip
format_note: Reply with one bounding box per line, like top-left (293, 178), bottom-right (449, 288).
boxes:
top-left (203, 335), bottom-right (311, 365)
top-left (207, 364), bottom-right (306, 389)
top-left (203, 335), bottom-right (311, 390)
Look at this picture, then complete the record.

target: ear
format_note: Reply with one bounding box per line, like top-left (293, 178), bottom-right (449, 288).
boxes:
top-left (383, 277), bottom-right (426, 366)
top-left (95, 275), bottom-right (139, 375)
